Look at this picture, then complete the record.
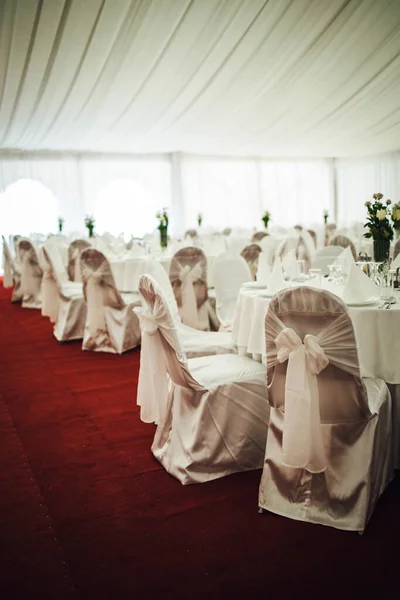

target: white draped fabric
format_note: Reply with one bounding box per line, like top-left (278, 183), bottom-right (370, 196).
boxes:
top-left (1, 0), bottom-right (399, 157)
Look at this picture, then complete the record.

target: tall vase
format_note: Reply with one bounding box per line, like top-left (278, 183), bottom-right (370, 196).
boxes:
top-left (160, 227), bottom-right (168, 249)
top-left (395, 226), bottom-right (400, 240)
top-left (87, 226), bottom-right (94, 238)
top-left (58, 223), bottom-right (63, 232)
top-left (373, 239), bottom-right (390, 262)
top-left (262, 219), bottom-right (269, 230)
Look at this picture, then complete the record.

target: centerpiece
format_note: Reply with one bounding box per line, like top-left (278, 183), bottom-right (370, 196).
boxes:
top-left (85, 215), bottom-right (95, 238)
top-left (364, 193), bottom-right (393, 262)
top-left (261, 211), bottom-right (271, 229)
top-left (391, 201), bottom-right (400, 239)
top-left (323, 209), bottom-right (329, 224)
top-left (58, 216), bottom-right (64, 232)
top-left (156, 208), bottom-right (169, 249)
top-left (197, 213), bottom-right (203, 227)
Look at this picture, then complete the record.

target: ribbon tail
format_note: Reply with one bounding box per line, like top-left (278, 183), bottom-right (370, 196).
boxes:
top-left (180, 275), bottom-right (198, 328)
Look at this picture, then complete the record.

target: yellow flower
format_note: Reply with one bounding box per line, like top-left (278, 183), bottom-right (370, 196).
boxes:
top-left (393, 208), bottom-right (400, 221)
top-left (377, 209), bottom-right (387, 220)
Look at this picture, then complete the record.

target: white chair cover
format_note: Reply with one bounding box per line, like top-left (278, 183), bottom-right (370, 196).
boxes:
top-left (169, 247), bottom-right (210, 330)
top-left (148, 259), bottom-right (236, 358)
top-left (212, 252), bottom-right (252, 329)
top-left (18, 239), bottom-right (43, 308)
top-left (80, 248), bottom-right (141, 354)
top-left (310, 245), bottom-right (343, 275)
top-left (258, 286), bottom-right (394, 532)
top-left (240, 244), bottom-right (262, 280)
top-left (330, 234), bottom-right (357, 260)
top-left (136, 274), bottom-right (270, 484)
top-left (2, 235), bottom-right (22, 302)
top-left (68, 239), bottom-right (91, 282)
top-left (42, 247), bottom-right (87, 341)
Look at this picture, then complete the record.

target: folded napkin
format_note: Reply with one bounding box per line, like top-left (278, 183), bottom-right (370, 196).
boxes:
top-left (256, 252), bottom-right (271, 284)
top-left (267, 257), bottom-right (287, 294)
top-left (342, 262), bottom-right (379, 304)
top-left (333, 246), bottom-right (354, 275)
top-left (392, 253), bottom-right (400, 269)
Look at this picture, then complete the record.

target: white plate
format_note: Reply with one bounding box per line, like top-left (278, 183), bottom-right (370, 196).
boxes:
top-left (345, 297), bottom-right (379, 307)
top-left (242, 281), bottom-right (268, 289)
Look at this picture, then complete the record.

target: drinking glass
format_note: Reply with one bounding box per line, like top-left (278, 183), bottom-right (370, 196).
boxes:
top-left (295, 260), bottom-right (305, 280)
top-left (379, 269), bottom-right (394, 301)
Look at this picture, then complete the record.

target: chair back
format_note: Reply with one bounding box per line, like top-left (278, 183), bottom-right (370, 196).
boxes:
top-left (169, 247), bottom-right (208, 328)
top-left (330, 234), bottom-right (357, 260)
top-left (68, 239), bottom-right (91, 281)
top-left (240, 243), bottom-right (262, 280)
top-left (80, 248), bottom-right (124, 336)
top-left (44, 243), bottom-right (69, 287)
top-left (310, 245), bottom-right (343, 275)
top-left (252, 231), bottom-right (269, 243)
top-left (265, 287), bottom-right (371, 472)
top-left (2, 235), bottom-right (18, 287)
top-left (18, 239), bottom-right (43, 296)
top-left (213, 252), bottom-right (252, 327)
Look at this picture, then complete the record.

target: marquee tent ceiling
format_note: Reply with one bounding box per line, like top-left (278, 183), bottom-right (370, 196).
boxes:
top-left (1, 0), bottom-right (400, 158)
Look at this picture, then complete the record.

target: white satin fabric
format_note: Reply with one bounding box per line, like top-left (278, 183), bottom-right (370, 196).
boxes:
top-left (18, 239), bottom-right (43, 308)
top-left (212, 252), bottom-right (252, 330)
top-left (2, 235), bottom-right (22, 302)
top-left (310, 245), bottom-right (343, 275)
top-left (137, 274), bottom-right (270, 484)
top-left (170, 247), bottom-right (211, 331)
top-left (240, 244), bottom-right (262, 280)
top-left (81, 248), bottom-right (141, 354)
top-left (68, 240), bottom-right (91, 282)
top-left (42, 247), bottom-right (87, 341)
top-left (259, 287), bottom-right (394, 532)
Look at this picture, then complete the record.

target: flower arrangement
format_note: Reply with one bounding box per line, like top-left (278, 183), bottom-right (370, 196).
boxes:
top-left (156, 208), bottom-right (168, 248)
top-left (391, 201), bottom-right (400, 238)
top-left (262, 211), bottom-right (271, 228)
top-left (364, 193), bottom-right (393, 262)
top-left (84, 215), bottom-right (95, 238)
top-left (364, 194), bottom-right (393, 241)
top-left (197, 213), bottom-right (203, 227)
top-left (323, 210), bottom-right (329, 224)
top-left (58, 216), bottom-right (64, 232)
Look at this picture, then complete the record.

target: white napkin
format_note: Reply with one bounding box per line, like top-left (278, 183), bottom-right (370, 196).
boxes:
top-left (256, 252), bottom-right (271, 284)
top-left (333, 246), bottom-right (354, 275)
top-left (282, 249), bottom-right (298, 278)
top-left (342, 262), bottom-right (379, 304)
top-left (392, 253), bottom-right (400, 269)
top-left (267, 257), bottom-right (287, 293)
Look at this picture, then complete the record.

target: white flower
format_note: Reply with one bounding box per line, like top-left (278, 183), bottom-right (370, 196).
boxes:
top-left (377, 209), bottom-right (387, 220)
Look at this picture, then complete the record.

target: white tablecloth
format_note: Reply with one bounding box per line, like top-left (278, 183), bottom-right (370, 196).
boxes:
top-left (109, 257), bottom-right (148, 292)
top-left (232, 285), bottom-right (400, 467)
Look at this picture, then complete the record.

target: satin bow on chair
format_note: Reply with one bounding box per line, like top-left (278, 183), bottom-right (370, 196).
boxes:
top-left (133, 306), bottom-right (168, 424)
top-left (178, 262), bottom-right (203, 329)
top-left (275, 327), bottom-right (329, 473)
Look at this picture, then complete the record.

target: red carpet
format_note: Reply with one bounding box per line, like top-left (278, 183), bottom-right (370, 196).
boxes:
top-left (0, 281), bottom-right (399, 599)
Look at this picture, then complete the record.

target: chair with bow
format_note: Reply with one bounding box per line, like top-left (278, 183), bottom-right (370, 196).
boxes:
top-left (67, 239), bottom-right (91, 282)
top-left (169, 247), bottom-right (212, 331)
top-left (212, 252), bottom-right (252, 330)
top-left (252, 231), bottom-right (270, 243)
top-left (258, 287), bottom-right (393, 533)
top-left (240, 244), bottom-right (262, 280)
top-left (324, 223), bottom-right (337, 246)
top-left (42, 247), bottom-right (87, 341)
top-left (135, 274), bottom-right (270, 483)
top-left (18, 239), bottom-right (43, 308)
top-left (2, 235), bottom-right (22, 303)
top-left (330, 234), bottom-right (357, 260)
top-left (146, 259), bottom-right (237, 357)
top-left (80, 248), bottom-right (141, 354)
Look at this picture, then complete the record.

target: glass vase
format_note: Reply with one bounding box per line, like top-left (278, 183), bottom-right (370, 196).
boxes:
top-left (373, 240), bottom-right (390, 262)
top-left (87, 226), bottom-right (94, 238)
top-left (160, 227), bottom-right (168, 249)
